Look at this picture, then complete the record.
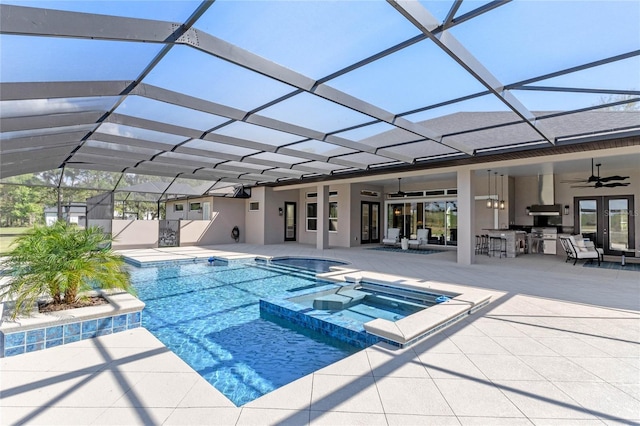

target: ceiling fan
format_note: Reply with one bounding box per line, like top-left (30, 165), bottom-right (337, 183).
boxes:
top-left (569, 161), bottom-right (630, 188)
top-left (390, 177), bottom-right (405, 196)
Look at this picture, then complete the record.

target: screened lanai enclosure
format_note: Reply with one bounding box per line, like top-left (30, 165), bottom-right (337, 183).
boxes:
top-left (1, 1), bottom-right (639, 216)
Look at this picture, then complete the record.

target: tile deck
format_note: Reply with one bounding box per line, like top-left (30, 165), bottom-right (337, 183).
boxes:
top-left (1, 244), bottom-right (638, 425)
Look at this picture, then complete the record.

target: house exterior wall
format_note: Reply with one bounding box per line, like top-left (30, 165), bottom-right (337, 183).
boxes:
top-left (164, 196), bottom-right (246, 245)
top-left (349, 182), bottom-right (384, 247)
top-left (179, 198), bottom-right (246, 246)
top-left (245, 187), bottom-right (266, 245)
top-left (166, 196), bottom-right (215, 221)
top-left (555, 166), bottom-right (640, 252)
top-left (263, 187), bottom-right (298, 245)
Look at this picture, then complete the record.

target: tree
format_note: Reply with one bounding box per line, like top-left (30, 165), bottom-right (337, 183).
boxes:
top-left (1, 222), bottom-right (134, 319)
top-left (598, 94), bottom-right (639, 111)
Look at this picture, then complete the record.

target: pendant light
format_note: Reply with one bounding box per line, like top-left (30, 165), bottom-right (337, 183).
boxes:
top-left (486, 170), bottom-right (492, 209)
top-left (493, 172), bottom-right (499, 209)
top-left (499, 174), bottom-right (506, 210)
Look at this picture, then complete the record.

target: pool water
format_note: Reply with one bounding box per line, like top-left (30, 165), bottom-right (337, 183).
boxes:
top-left (130, 259), bottom-right (359, 406)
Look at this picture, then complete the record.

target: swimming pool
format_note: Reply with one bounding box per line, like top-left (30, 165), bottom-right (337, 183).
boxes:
top-left (129, 258), bottom-right (358, 406)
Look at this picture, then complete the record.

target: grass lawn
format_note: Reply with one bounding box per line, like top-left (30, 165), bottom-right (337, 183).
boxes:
top-left (0, 227), bottom-right (32, 254)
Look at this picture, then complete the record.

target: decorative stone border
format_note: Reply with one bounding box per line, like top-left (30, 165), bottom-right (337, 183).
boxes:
top-left (0, 290), bottom-right (144, 358)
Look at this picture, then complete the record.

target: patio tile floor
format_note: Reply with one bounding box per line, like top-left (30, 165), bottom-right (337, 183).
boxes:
top-left (1, 244), bottom-right (638, 425)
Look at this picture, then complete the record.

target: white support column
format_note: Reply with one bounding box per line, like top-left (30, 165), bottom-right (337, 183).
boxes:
top-left (457, 167), bottom-right (475, 265)
top-left (316, 185), bottom-right (329, 250)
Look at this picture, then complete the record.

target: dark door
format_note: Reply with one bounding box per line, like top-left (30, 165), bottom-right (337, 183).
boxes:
top-left (284, 202), bottom-right (296, 242)
top-left (574, 195), bottom-right (635, 256)
top-left (361, 201), bottom-right (380, 244)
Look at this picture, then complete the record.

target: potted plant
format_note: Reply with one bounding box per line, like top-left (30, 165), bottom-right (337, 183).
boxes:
top-left (1, 221), bottom-right (134, 319)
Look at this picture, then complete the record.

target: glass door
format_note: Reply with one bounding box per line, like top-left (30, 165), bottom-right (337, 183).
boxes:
top-left (361, 201), bottom-right (380, 244)
top-left (575, 196), bottom-right (635, 256)
top-left (284, 202), bottom-right (296, 242)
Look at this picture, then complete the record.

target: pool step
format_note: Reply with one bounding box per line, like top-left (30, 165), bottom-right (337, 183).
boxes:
top-left (312, 289), bottom-right (367, 310)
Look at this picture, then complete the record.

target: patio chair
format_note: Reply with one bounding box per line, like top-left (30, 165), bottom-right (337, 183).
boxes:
top-left (382, 228), bottom-right (400, 246)
top-left (575, 234), bottom-right (604, 262)
top-left (560, 236), bottom-right (600, 266)
top-left (408, 228), bottom-right (430, 249)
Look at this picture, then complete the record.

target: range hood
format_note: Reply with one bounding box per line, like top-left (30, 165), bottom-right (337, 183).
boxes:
top-left (528, 204), bottom-right (562, 216)
top-left (528, 174), bottom-right (562, 216)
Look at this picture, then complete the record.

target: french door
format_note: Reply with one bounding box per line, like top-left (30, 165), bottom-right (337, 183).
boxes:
top-left (284, 202), bottom-right (296, 242)
top-left (574, 195), bottom-right (635, 256)
top-left (360, 201), bottom-right (380, 244)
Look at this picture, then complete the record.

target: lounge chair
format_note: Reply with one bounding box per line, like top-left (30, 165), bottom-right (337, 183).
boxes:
top-left (382, 228), bottom-right (400, 246)
top-left (559, 235), bottom-right (600, 266)
top-left (573, 234), bottom-right (604, 262)
top-left (408, 228), bottom-right (430, 249)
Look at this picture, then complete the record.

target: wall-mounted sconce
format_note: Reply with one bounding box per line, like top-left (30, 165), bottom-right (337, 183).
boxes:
top-left (525, 206), bottom-right (530, 215)
top-left (278, 207), bottom-right (283, 216)
top-left (564, 205), bottom-right (570, 215)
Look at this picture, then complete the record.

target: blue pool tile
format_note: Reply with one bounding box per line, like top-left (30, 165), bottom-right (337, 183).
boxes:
top-left (64, 334), bottom-right (81, 344)
top-left (5, 332), bottom-right (25, 348)
top-left (96, 328), bottom-right (112, 337)
top-left (26, 329), bottom-right (45, 344)
top-left (112, 326), bottom-right (127, 334)
top-left (113, 314), bottom-right (127, 328)
top-left (82, 331), bottom-right (97, 340)
top-left (97, 317), bottom-right (112, 331)
top-left (64, 322), bottom-right (81, 337)
top-left (26, 342), bottom-right (45, 352)
top-left (82, 320), bottom-right (97, 334)
top-left (5, 346), bottom-right (25, 357)
top-left (127, 312), bottom-right (141, 325)
top-left (46, 338), bottom-right (64, 348)
top-left (46, 325), bottom-right (63, 340)
top-left (127, 322), bottom-right (141, 330)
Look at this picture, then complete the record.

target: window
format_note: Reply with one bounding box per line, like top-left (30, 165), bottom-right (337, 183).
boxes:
top-left (174, 204), bottom-right (184, 212)
top-left (249, 202), bottom-right (259, 211)
top-left (307, 202), bottom-right (338, 231)
top-left (329, 201), bottom-right (338, 232)
top-left (307, 202), bottom-right (317, 231)
top-left (190, 202), bottom-right (201, 211)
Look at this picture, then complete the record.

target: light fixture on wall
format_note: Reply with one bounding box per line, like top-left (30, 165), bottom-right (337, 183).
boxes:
top-left (564, 205), bottom-right (570, 215)
top-left (525, 206), bottom-right (530, 215)
top-left (486, 170), bottom-right (493, 209)
top-left (493, 172), bottom-right (499, 209)
top-left (278, 207), bottom-right (283, 216)
top-left (499, 174), bottom-right (505, 210)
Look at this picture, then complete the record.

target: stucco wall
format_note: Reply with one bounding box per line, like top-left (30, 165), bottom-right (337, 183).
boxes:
top-left (111, 220), bottom-right (159, 249)
top-left (245, 187), bottom-right (266, 245)
top-left (179, 198), bottom-right (246, 246)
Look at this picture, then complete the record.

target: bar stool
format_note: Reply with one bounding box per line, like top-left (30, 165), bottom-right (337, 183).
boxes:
top-left (489, 236), bottom-right (507, 258)
top-left (475, 235), bottom-right (482, 254)
top-left (481, 234), bottom-right (489, 255)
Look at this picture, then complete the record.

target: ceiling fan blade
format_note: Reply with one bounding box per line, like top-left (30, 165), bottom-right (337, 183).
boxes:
top-left (602, 182), bottom-right (630, 187)
top-left (561, 178), bottom-right (589, 183)
top-left (570, 185), bottom-right (595, 188)
top-left (599, 175), bottom-right (629, 182)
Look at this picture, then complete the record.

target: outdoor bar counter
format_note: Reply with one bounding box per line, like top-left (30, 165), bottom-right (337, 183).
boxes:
top-left (483, 230), bottom-right (527, 258)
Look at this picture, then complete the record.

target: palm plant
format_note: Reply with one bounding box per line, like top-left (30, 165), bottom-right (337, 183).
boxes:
top-left (1, 221), bottom-right (133, 319)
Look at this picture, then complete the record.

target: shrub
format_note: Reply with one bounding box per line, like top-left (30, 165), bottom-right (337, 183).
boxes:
top-left (1, 222), bottom-right (133, 319)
